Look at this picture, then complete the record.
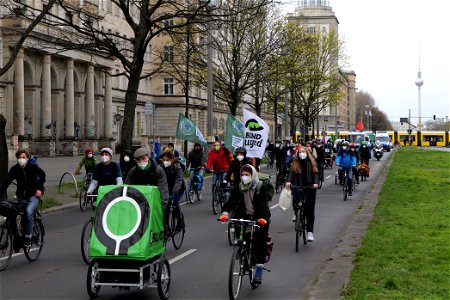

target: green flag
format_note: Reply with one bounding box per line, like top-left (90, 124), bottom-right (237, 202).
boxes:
top-left (225, 113), bottom-right (244, 154)
top-left (175, 113), bottom-right (207, 146)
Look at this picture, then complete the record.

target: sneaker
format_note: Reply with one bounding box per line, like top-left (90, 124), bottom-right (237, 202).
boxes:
top-left (23, 237), bottom-right (31, 248)
top-left (253, 264), bottom-right (264, 284)
top-left (307, 232), bottom-right (315, 242)
top-left (348, 192), bottom-right (353, 196)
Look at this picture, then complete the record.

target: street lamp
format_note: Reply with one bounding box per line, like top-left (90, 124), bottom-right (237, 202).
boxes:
top-left (206, 0), bottom-right (219, 138)
top-left (365, 105), bottom-right (372, 132)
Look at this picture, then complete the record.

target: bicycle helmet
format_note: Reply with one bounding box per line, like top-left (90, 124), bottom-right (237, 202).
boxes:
top-left (342, 141), bottom-right (350, 147)
top-left (235, 147), bottom-right (247, 155)
top-left (361, 141), bottom-right (366, 146)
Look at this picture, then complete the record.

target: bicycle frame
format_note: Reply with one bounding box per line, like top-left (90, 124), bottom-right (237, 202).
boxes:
top-left (230, 219), bottom-right (258, 270)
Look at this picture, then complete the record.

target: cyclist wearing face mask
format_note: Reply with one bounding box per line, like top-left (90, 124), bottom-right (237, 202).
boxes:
top-left (87, 148), bottom-right (123, 195)
top-left (219, 164), bottom-right (271, 284)
top-left (358, 141), bottom-right (371, 165)
top-left (120, 149), bottom-right (136, 179)
top-left (205, 140), bottom-right (231, 194)
top-left (0, 149), bottom-right (46, 247)
top-left (225, 147), bottom-right (251, 186)
top-left (335, 141), bottom-right (357, 195)
top-left (75, 147), bottom-right (96, 175)
top-left (285, 146), bottom-right (319, 242)
top-left (125, 147), bottom-right (169, 206)
top-left (186, 143), bottom-right (205, 193)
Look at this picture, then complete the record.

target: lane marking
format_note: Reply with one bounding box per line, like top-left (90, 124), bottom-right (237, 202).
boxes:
top-left (169, 248), bottom-right (197, 264)
top-left (270, 203), bottom-right (279, 209)
top-left (0, 247), bottom-right (39, 261)
top-left (326, 175), bottom-right (332, 179)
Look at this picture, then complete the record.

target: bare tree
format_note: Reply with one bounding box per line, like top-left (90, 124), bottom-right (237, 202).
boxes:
top-left (23, 0), bottom-right (218, 150)
top-left (354, 90), bottom-right (392, 131)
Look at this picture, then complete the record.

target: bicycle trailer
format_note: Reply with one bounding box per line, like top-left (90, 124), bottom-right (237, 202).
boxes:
top-left (86, 185), bottom-right (170, 299)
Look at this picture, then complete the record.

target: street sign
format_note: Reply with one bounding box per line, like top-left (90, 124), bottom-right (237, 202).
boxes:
top-left (144, 102), bottom-right (154, 116)
top-left (400, 117), bottom-right (409, 123)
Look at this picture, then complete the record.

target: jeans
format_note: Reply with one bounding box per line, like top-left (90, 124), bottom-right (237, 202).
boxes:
top-left (17, 196), bottom-right (39, 239)
top-left (189, 168), bottom-right (204, 191)
top-left (212, 172), bottom-right (227, 194)
top-left (338, 166), bottom-right (353, 192)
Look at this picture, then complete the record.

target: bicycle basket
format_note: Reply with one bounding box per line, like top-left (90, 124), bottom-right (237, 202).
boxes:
top-left (0, 201), bottom-right (17, 218)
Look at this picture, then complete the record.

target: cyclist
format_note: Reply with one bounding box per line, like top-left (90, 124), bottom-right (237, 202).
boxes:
top-left (86, 148), bottom-right (123, 195)
top-left (335, 141), bottom-right (357, 196)
top-left (274, 140), bottom-right (287, 173)
top-left (125, 147), bottom-right (169, 206)
top-left (350, 142), bottom-right (360, 184)
top-left (186, 143), bottom-right (205, 195)
top-left (265, 141), bottom-right (275, 166)
top-left (119, 149), bottom-right (136, 179)
top-left (225, 147), bottom-right (251, 186)
top-left (285, 146), bottom-right (319, 242)
top-left (0, 149), bottom-right (46, 247)
top-left (159, 151), bottom-right (185, 228)
top-left (218, 164), bottom-right (271, 284)
top-left (75, 147), bottom-right (96, 175)
top-left (167, 142), bottom-right (180, 158)
top-left (358, 141), bottom-right (371, 166)
top-left (205, 140), bottom-right (231, 194)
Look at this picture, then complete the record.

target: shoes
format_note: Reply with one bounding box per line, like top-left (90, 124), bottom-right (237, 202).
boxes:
top-left (253, 264), bottom-right (264, 284)
top-left (292, 213), bottom-right (296, 222)
top-left (198, 191), bottom-right (202, 201)
top-left (307, 232), bottom-right (315, 242)
top-left (23, 237), bottom-right (31, 248)
top-left (13, 236), bottom-right (22, 253)
top-left (348, 192), bottom-right (353, 196)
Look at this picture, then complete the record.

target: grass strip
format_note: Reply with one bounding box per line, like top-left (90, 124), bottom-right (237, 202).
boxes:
top-left (344, 147), bottom-right (450, 299)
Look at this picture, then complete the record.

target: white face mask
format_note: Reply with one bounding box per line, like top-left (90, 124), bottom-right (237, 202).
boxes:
top-left (241, 175), bottom-right (252, 185)
top-left (236, 155), bottom-right (244, 161)
top-left (87, 154), bottom-right (93, 158)
top-left (138, 162), bottom-right (148, 169)
top-left (342, 146), bottom-right (348, 151)
top-left (124, 156), bottom-right (130, 162)
top-left (101, 155), bottom-right (111, 163)
top-left (275, 143), bottom-right (280, 147)
top-left (18, 158), bottom-right (28, 166)
top-left (299, 153), bottom-right (307, 160)
top-left (163, 161), bottom-right (172, 168)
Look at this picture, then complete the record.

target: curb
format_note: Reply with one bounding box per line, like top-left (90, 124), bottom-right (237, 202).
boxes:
top-left (307, 149), bottom-right (398, 300)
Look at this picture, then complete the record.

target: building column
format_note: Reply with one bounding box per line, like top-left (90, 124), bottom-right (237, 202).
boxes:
top-left (65, 59), bottom-right (75, 138)
top-left (41, 55), bottom-right (52, 138)
top-left (13, 50), bottom-right (25, 136)
top-left (104, 71), bottom-right (113, 139)
top-left (86, 65), bottom-right (95, 138)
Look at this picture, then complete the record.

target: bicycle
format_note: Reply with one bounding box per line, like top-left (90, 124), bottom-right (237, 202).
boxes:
top-left (79, 173), bottom-right (94, 211)
top-left (186, 167), bottom-right (203, 204)
top-left (212, 172), bottom-right (227, 215)
top-left (0, 198), bottom-right (45, 271)
top-left (164, 199), bottom-right (185, 250)
top-left (80, 194), bottom-right (97, 265)
top-left (291, 185), bottom-right (308, 252)
top-left (267, 151), bottom-right (274, 169)
top-left (227, 218), bottom-right (262, 300)
top-left (341, 167), bottom-right (349, 201)
top-left (275, 164), bottom-right (287, 193)
top-left (318, 162), bottom-right (325, 189)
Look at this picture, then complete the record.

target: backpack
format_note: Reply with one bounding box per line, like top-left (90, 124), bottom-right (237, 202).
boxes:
top-left (256, 172), bottom-right (274, 201)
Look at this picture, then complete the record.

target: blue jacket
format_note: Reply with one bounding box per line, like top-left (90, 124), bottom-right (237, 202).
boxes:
top-left (335, 149), bottom-right (356, 167)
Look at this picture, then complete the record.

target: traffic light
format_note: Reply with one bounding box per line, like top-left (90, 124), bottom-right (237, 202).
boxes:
top-left (433, 115), bottom-right (436, 120)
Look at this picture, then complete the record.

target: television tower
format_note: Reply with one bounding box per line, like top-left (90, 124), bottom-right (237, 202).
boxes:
top-left (415, 46), bottom-right (424, 128)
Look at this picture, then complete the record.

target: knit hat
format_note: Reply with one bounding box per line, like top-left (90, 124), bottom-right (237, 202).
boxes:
top-left (240, 164), bottom-right (253, 175)
top-left (100, 147), bottom-right (113, 157)
top-left (134, 147), bottom-right (149, 159)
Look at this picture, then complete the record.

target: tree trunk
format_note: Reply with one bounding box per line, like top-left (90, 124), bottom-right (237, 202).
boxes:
top-left (121, 72), bottom-right (142, 151)
top-left (0, 114), bottom-right (8, 201)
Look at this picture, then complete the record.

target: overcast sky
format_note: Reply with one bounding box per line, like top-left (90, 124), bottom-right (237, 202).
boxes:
top-left (283, 0), bottom-right (450, 123)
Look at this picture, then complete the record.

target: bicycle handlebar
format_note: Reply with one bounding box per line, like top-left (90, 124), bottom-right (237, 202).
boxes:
top-left (228, 218), bottom-right (259, 227)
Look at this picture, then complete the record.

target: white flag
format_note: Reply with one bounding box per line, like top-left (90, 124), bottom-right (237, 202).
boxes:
top-left (243, 109), bottom-right (269, 159)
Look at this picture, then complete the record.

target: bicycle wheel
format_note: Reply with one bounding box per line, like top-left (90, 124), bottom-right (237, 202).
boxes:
top-left (171, 207), bottom-right (185, 250)
top-left (212, 186), bottom-right (221, 215)
top-left (229, 246), bottom-right (244, 300)
top-left (81, 218), bottom-right (93, 265)
top-left (295, 209), bottom-right (301, 252)
top-left (24, 219), bottom-right (45, 262)
top-left (86, 260), bottom-right (101, 298)
top-left (0, 224), bottom-right (13, 271)
top-left (185, 183), bottom-right (192, 204)
top-left (275, 172), bottom-right (281, 193)
top-left (157, 256), bottom-right (171, 300)
top-left (301, 208), bottom-right (307, 245)
top-left (79, 188), bottom-right (88, 212)
top-left (343, 177), bottom-right (348, 201)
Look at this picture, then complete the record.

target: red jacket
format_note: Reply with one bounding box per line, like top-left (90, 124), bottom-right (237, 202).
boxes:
top-left (205, 147), bottom-right (231, 172)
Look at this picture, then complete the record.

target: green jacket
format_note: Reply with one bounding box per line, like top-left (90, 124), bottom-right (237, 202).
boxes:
top-left (77, 156), bottom-right (96, 174)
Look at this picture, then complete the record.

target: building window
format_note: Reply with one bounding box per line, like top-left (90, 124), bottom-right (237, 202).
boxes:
top-left (163, 45), bottom-right (174, 62)
top-left (324, 117), bottom-right (329, 122)
top-left (163, 78), bottom-right (174, 95)
top-left (164, 18), bottom-right (174, 28)
top-left (145, 44), bottom-right (152, 62)
top-left (307, 27), bottom-right (316, 34)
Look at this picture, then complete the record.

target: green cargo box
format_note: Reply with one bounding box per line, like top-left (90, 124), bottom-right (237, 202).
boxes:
top-left (89, 185), bottom-right (165, 261)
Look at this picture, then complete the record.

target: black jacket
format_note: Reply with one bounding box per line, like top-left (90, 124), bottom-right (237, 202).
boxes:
top-left (225, 157), bottom-right (251, 185)
top-left (187, 149), bottom-right (204, 169)
top-left (120, 150), bottom-right (137, 179)
top-left (0, 163), bottom-right (46, 199)
top-left (160, 162), bottom-right (184, 195)
top-left (287, 160), bottom-right (319, 188)
top-left (222, 183), bottom-right (271, 221)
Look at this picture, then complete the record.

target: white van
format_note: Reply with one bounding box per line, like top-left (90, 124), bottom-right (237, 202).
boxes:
top-left (375, 131), bottom-right (392, 151)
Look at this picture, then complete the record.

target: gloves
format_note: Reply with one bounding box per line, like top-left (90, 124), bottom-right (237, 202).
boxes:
top-left (218, 212), bottom-right (229, 222)
top-left (257, 218), bottom-right (267, 226)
